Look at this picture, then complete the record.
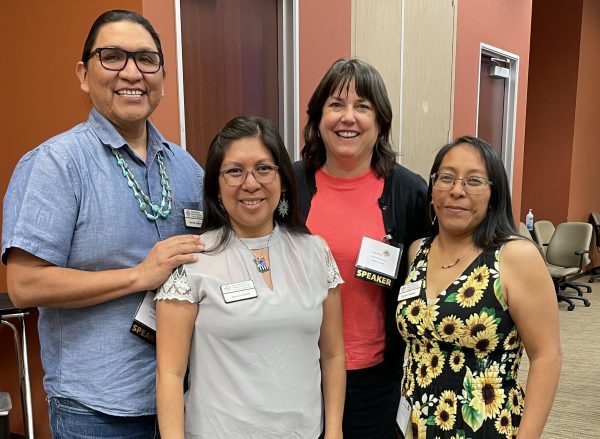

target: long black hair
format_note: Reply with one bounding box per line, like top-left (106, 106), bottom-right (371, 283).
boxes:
top-left (302, 58), bottom-right (395, 177)
top-left (201, 116), bottom-right (309, 251)
top-left (428, 136), bottom-right (517, 250)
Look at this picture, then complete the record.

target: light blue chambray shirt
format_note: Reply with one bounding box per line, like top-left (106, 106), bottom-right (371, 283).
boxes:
top-left (1, 108), bottom-right (203, 416)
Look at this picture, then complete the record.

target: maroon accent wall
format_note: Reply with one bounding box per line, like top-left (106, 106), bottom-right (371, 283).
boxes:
top-left (1, 3), bottom-right (143, 438)
top-left (569, 0), bottom-right (600, 228)
top-left (298, 0), bottom-right (352, 148)
top-left (522, 0), bottom-right (600, 265)
top-left (1, 3), bottom-right (352, 438)
top-left (521, 1), bottom-right (583, 226)
top-left (453, 0), bottom-right (533, 222)
top-left (143, 0), bottom-right (181, 144)
top-left (570, 0), bottom-right (600, 265)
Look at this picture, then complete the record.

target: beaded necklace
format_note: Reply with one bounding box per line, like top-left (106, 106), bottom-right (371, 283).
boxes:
top-left (112, 148), bottom-right (172, 221)
top-left (435, 240), bottom-right (474, 269)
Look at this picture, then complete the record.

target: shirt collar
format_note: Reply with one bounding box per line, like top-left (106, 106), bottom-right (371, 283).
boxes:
top-left (87, 107), bottom-right (173, 157)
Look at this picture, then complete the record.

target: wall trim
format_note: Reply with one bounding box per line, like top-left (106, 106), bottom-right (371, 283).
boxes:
top-left (174, 0), bottom-right (186, 149)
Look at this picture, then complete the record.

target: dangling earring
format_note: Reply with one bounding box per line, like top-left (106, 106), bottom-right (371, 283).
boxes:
top-left (277, 192), bottom-right (289, 218)
top-left (218, 197), bottom-right (227, 216)
top-left (429, 202), bottom-right (437, 226)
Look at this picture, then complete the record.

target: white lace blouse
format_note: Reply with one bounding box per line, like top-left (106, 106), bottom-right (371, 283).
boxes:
top-left (156, 224), bottom-right (342, 439)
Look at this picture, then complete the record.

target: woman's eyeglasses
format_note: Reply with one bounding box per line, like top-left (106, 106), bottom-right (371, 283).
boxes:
top-left (219, 165), bottom-right (279, 186)
top-left (431, 173), bottom-right (492, 194)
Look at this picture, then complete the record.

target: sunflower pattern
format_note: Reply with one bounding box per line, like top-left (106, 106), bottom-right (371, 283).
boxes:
top-left (396, 238), bottom-right (525, 438)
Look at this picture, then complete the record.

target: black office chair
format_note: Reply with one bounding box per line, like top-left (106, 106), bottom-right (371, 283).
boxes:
top-left (588, 212), bottom-right (600, 283)
top-left (545, 222), bottom-right (592, 311)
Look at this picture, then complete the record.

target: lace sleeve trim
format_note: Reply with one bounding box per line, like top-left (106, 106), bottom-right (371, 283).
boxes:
top-left (321, 238), bottom-right (344, 289)
top-left (155, 265), bottom-right (196, 303)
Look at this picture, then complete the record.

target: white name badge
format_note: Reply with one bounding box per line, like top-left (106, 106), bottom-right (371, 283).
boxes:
top-left (356, 237), bottom-right (402, 278)
top-left (184, 209), bottom-right (203, 228)
top-left (397, 280), bottom-right (422, 301)
top-left (354, 237), bottom-right (402, 288)
top-left (396, 395), bottom-right (412, 438)
top-left (130, 290), bottom-right (157, 345)
top-left (220, 280), bottom-right (258, 304)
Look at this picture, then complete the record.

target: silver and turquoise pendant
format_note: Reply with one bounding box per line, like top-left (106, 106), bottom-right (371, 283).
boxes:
top-left (253, 256), bottom-right (270, 273)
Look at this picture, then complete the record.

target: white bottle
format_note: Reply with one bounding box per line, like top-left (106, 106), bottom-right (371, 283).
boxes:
top-left (526, 209), bottom-right (534, 231)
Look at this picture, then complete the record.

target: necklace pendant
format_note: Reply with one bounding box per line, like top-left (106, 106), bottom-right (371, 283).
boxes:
top-left (254, 256), bottom-right (270, 273)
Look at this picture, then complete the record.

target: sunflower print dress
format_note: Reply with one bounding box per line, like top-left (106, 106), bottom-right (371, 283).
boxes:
top-left (396, 237), bottom-right (525, 439)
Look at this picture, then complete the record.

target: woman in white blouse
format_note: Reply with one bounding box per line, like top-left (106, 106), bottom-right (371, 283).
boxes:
top-left (155, 116), bottom-right (346, 439)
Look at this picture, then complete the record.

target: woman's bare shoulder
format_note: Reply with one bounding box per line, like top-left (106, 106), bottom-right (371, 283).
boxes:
top-left (500, 238), bottom-right (545, 267)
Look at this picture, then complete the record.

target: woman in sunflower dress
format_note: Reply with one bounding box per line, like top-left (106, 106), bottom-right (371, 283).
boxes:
top-left (396, 137), bottom-right (561, 439)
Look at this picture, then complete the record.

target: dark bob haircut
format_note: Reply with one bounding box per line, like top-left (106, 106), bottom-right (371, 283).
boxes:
top-left (428, 136), bottom-right (517, 251)
top-left (201, 116), bottom-right (309, 250)
top-left (302, 58), bottom-right (396, 177)
top-left (81, 10), bottom-right (163, 66)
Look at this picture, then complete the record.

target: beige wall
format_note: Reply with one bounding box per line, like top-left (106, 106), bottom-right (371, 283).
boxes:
top-left (399, 0), bottom-right (455, 178)
top-left (352, 0), bottom-right (455, 180)
top-left (351, 0), bottom-right (402, 154)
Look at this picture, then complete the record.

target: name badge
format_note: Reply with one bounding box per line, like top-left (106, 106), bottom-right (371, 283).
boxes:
top-left (221, 280), bottom-right (258, 303)
top-left (397, 280), bottom-right (422, 301)
top-left (354, 237), bottom-right (402, 288)
top-left (130, 290), bottom-right (157, 345)
top-left (396, 395), bottom-right (412, 437)
top-left (184, 209), bottom-right (203, 228)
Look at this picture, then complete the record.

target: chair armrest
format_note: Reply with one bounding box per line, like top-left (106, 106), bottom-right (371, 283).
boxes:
top-left (593, 224), bottom-right (600, 248)
top-left (575, 250), bottom-right (590, 270)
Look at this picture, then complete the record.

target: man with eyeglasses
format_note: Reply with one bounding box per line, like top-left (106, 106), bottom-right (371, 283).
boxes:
top-left (87, 47), bottom-right (164, 74)
top-left (2, 10), bottom-right (203, 438)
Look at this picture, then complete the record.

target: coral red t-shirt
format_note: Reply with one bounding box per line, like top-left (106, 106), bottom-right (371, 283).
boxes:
top-left (307, 168), bottom-right (386, 370)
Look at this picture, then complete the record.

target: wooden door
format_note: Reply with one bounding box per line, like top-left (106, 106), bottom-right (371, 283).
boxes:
top-left (478, 54), bottom-right (506, 157)
top-left (180, 0), bottom-right (279, 166)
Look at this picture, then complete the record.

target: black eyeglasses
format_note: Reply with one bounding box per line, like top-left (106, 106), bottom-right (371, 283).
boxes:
top-left (87, 47), bottom-right (163, 73)
top-left (219, 165), bottom-right (279, 186)
top-left (431, 173), bottom-right (493, 194)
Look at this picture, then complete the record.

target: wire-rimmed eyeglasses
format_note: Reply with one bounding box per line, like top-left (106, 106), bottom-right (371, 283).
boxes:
top-left (219, 164), bottom-right (279, 186)
top-left (431, 172), bottom-right (493, 194)
top-left (86, 47), bottom-right (163, 73)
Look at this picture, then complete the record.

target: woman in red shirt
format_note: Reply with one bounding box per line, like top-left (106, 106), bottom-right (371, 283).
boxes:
top-left (294, 58), bottom-right (428, 438)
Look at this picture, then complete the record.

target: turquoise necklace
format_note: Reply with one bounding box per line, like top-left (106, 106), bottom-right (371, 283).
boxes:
top-left (112, 148), bottom-right (172, 221)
